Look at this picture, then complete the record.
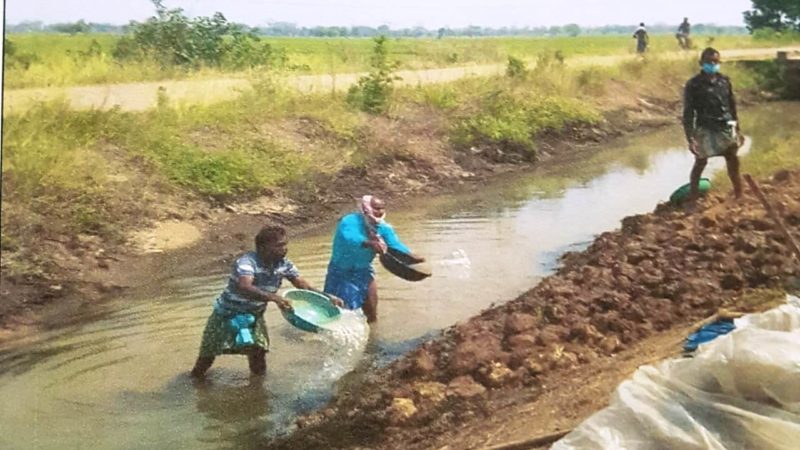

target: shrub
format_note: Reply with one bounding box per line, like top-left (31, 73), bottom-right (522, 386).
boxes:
top-left (506, 56), bottom-right (528, 79)
top-left (3, 38), bottom-right (40, 70)
top-left (113, 0), bottom-right (282, 70)
top-left (452, 90), bottom-right (600, 158)
top-left (347, 36), bottom-right (400, 114)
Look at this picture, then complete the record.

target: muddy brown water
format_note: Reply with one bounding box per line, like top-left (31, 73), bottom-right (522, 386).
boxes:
top-left (0, 103), bottom-right (797, 449)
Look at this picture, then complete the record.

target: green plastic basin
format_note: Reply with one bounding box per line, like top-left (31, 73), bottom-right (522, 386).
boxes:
top-left (670, 178), bottom-right (711, 205)
top-left (281, 289), bottom-right (341, 333)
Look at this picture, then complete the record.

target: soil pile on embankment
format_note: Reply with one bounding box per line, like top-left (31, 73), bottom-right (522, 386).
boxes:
top-left (276, 169), bottom-right (800, 450)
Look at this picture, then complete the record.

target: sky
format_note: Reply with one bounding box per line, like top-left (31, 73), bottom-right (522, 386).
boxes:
top-left (4, 0), bottom-right (755, 28)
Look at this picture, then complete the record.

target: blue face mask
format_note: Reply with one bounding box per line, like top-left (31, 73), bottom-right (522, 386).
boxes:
top-left (702, 63), bottom-right (720, 74)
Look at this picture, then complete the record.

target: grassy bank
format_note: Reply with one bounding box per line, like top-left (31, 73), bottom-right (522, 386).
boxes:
top-left (4, 33), bottom-right (798, 89)
top-left (738, 106), bottom-right (800, 177)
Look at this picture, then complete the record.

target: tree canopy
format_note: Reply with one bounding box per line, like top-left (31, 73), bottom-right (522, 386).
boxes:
top-left (744, 0), bottom-right (800, 32)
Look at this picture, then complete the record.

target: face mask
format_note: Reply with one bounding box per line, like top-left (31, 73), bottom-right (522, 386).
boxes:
top-left (702, 63), bottom-right (720, 74)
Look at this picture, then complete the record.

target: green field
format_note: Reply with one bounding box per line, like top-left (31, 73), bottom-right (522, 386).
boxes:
top-left (4, 33), bottom-right (798, 89)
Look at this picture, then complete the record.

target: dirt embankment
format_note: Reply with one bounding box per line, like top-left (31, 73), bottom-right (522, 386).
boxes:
top-left (0, 86), bottom-right (682, 335)
top-left (274, 169), bottom-right (800, 450)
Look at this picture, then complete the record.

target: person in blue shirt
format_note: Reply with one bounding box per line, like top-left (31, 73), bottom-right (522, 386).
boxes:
top-left (324, 195), bottom-right (424, 323)
top-left (191, 225), bottom-right (342, 379)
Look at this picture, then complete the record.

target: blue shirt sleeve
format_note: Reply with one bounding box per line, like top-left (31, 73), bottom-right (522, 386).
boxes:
top-left (338, 213), bottom-right (368, 246)
top-left (378, 223), bottom-right (410, 254)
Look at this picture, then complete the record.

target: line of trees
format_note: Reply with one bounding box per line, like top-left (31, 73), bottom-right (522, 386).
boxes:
top-left (744, 0), bottom-right (800, 32)
top-left (10, 0), bottom-right (799, 38)
top-left (6, 20), bottom-right (749, 38)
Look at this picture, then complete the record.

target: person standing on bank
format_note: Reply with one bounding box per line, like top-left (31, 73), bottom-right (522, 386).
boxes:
top-left (633, 23), bottom-right (649, 54)
top-left (683, 47), bottom-right (744, 202)
top-left (677, 17), bottom-right (692, 49)
top-left (324, 195), bottom-right (425, 323)
top-left (190, 225), bottom-right (342, 379)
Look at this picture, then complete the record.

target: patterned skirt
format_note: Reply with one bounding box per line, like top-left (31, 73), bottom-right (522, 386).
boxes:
top-left (197, 309), bottom-right (269, 358)
top-left (694, 126), bottom-right (739, 158)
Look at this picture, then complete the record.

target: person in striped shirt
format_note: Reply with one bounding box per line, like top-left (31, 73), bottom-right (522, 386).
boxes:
top-left (190, 225), bottom-right (342, 378)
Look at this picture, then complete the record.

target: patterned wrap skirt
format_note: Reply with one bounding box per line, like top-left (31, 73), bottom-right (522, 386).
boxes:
top-left (197, 306), bottom-right (269, 357)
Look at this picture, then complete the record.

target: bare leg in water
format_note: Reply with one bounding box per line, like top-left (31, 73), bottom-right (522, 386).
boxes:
top-left (247, 348), bottom-right (267, 376)
top-left (191, 349), bottom-right (265, 378)
top-left (191, 356), bottom-right (215, 378)
top-left (362, 279), bottom-right (379, 323)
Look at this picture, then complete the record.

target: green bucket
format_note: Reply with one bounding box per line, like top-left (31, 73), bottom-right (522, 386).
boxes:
top-left (670, 178), bottom-right (711, 205)
top-left (281, 289), bottom-right (341, 333)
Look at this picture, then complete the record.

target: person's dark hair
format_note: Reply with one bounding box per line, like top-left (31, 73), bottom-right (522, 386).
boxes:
top-left (255, 225), bottom-right (286, 249)
top-left (701, 47), bottom-right (719, 61)
top-left (640, 22), bottom-right (645, 27)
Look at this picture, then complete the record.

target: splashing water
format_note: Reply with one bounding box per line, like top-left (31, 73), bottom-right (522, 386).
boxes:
top-left (313, 309), bottom-right (370, 382)
top-left (265, 308), bottom-right (370, 435)
top-left (437, 249), bottom-right (472, 279)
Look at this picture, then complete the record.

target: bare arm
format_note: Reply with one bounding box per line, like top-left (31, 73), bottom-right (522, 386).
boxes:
top-left (683, 81), bottom-right (700, 155)
top-left (729, 80), bottom-right (739, 122)
top-left (729, 81), bottom-right (743, 143)
top-left (237, 275), bottom-right (293, 311)
top-left (682, 81), bottom-right (696, 141)
top-left (289, 276), bottom-right (344, 307)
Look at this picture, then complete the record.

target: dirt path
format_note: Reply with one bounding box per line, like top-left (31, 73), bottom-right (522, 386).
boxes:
top-left (4, 46), bottom-right (798, 113)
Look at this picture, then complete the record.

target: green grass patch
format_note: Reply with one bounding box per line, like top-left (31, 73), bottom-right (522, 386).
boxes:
top-left (711, 103), bottom-right (800, 189)
top-left (1, 101), bottom-right (124, 238)
top-left (1, 75), bottom-right (365, 244)
top-left (451, 83), bottom-right (601, 157)
top-left (739, 133), bottom-right (800, 179)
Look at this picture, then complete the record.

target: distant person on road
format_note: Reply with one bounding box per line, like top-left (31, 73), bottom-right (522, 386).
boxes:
top-left (633, 23), bottom-right (649, 54)
top-left (682, 47), bottom-right (744, 202)
top-left (324, 195), bottom-right (424, 323)
top-left (676, 17), bottom-right (692, 49)
top-left (190, 225), bottom-right (342, 379)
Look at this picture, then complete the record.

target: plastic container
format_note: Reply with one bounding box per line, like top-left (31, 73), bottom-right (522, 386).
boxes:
top-left (669, 178), bottom-right (711, 205)
top-left (379, 248), bottom-right (432, 282)
top-left (281, 289), bottom-right (341, 332)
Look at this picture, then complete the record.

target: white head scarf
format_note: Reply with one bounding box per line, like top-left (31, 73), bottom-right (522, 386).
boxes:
top-left (359, 195), bottom-right (386, 224)
top-left (359, 195), bottom-right (387, 253)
